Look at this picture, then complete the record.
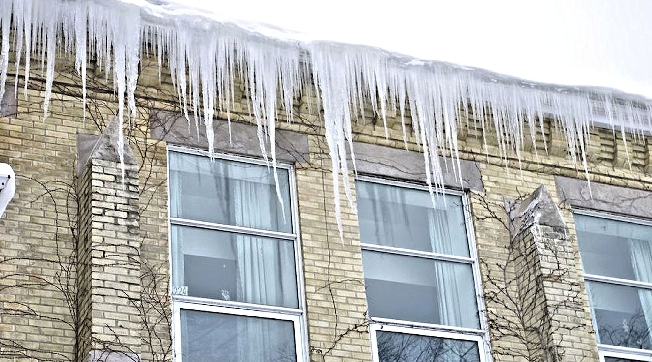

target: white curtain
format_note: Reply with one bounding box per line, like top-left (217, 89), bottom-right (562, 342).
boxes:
top-left (367, 184), bottom-right (408, 247)
top-left (430, 209), bottom-right (464, 327)
top-left (233, 171), bottom-right (294, 361)
top-left (629, 238), bottom-right (652, 347)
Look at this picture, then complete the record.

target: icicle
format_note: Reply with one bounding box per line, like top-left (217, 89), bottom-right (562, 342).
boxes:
top-left (21, 0), bottom-right (32, 96)
top-left (310, 44), bottom-right (362, 239)
top-left (11, 0), bottom-right (23, 98)
top-left (0, 0), bottom-right (12, 107)
top-left (2, 0), bottom-right (652, 243)
top-left (74, 2), bottom-right (88, 122)
top-left (42, 8), bottom-right (56, 120)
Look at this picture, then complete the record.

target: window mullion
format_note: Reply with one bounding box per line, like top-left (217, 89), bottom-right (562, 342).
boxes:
top-left (171, 217), bottom-right (296, 240)
top-left (584, 273), bottom-right (652, 290)
top-left (370, 317), bottom-right (485, 336)
top-left (599, 344), bottom-right (652, 360)
top-left (574, 208), bottom-right (652, 227)
top-left (173, 295), bottom-right (303, 316)
top-left (360, 243), bottom-right (474, 264)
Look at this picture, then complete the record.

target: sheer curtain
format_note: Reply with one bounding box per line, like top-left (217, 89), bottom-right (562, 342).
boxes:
top-left (430, 209), bottom-right (464, 327)
top-left (367, 184), bottom-right (408, 247)
top-left (629, 238), bottom-right (652, 347)
top-left (233, 170), bottom-right (294, 361)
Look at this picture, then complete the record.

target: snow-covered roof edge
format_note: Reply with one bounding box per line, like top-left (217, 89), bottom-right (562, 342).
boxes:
top-left (1, 0), bottom-right (651, 238)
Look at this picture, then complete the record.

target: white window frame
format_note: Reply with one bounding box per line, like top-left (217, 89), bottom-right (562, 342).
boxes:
top-left (357, 176), bottom-right (490, 362)
top-left (599, 348), bottom-right (652, 362)
top-left (574, 209), bottom-right (652, 362)
top-left (167, 146), bottom-right (308, 362)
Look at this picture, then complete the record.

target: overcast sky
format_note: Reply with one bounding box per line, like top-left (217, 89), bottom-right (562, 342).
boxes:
top-left (157, 0), bottom-right (652, 99)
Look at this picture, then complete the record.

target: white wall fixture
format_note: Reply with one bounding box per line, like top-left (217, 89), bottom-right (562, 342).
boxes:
top-left (0, 163), bottom-right (15, 218)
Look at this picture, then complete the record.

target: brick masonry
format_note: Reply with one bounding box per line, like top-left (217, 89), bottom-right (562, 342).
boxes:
top-left (0, 51), bottom-right (651, 362)
top-left (77, 118), bottom-right (142, 361)
top-left (510, 186), bottom-right (597, 361)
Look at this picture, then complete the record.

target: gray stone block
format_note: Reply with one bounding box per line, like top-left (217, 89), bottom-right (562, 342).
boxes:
top-left (556, 176), bottom-right (652, 218)
top-left (150, 110), bottom-right (309, 163)
top-left (351, 142), bottom-right (483, 191)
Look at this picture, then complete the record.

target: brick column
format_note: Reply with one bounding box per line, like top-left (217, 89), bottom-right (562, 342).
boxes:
top-left (511, 186), bottom-right (598, 362)
top-left (77, 119), bottom-right (141, 361)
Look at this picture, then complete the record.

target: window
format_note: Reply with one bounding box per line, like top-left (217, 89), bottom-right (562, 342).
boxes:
top-left (357, 179), bottom-right (488, 362)
top-left (168, 148), bottom-right (305, 362)
top-left (575, 212), bottom-right (652, 361)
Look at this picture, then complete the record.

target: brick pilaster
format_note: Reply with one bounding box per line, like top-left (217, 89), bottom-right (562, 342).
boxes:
top-left (77, 119), bottom-right (141, 361)
top-left (511, 186), bottom-right (598, 362)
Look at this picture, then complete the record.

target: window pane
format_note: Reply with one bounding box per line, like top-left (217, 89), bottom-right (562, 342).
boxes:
top-left (576, 214), bottom-right (652, 282)
top-left (376, 330), bottom-right (480, 362)
top-left (171, 225), bottom-right (298, 308)
top-left (363, 250), bottom-right (480, 329)
top-left (180, 309), bottom-right (296, 362)
top-left (604, 358), bottom-right (642, 362)
top-left (357, 181), bottom-right (470, 257)
top-left (586, 281), bottom-right (652, 350)
top-left (169, 152), bottom-right (292, 233)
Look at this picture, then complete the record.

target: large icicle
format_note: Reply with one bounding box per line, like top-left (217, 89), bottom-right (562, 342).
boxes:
top-left (0, 0), bottom-right (11, 105)
top-left (1, 0), bottom-right (652, 240)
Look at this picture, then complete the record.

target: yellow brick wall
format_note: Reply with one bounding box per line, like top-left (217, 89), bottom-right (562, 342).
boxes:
top-left (0, 86), bottom-right (97, 361)
top-left (1, 53), bottom-right (651, 362)
top-left (296, 135), bottom-right (372, 362)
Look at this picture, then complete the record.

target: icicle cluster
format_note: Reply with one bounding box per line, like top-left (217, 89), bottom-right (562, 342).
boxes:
top-left (1, 0), bottom-right (652, 238)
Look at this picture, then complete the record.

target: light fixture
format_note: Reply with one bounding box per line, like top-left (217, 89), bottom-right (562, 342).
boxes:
top-left (0, 163), bottom-right (15, 218)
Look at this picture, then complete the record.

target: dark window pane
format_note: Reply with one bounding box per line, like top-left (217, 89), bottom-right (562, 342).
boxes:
top-left (171, 225), bottom-right (298, 308)
top-left (376, 330), bottom-right (480, 362)
top-left (586, 281), bottom-right (652, 350)
top-left (170, 152), bottom-right (292, 233)
top-left (181, 310), bottom-right (296, 362)
top-left (363, 251), bottom-right (479, 329)
top-left (357, 181), bottom-right (470, 257)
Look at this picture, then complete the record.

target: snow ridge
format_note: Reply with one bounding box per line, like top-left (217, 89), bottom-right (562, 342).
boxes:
top-left (1, 0), bottom-right (652, 238)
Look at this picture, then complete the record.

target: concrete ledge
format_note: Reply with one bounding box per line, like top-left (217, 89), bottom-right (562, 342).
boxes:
top-left (77, 118), bottom-right (137, 176)
top-left (150, 110), bottom-right (309, 163)
top-left (351, 142), bottom-right (483, 191)
top-left (77, 133), bottom-right (99, 176)
top-left (513, 185), bottom-right (567, 233)
top-left (556, 176), bottom-right (652, 218)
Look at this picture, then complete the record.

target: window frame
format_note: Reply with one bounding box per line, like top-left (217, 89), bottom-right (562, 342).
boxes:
top-left (167, 145), bottom-right (308, 362)
top-left (599, 349), bottom-right (652, 362)
top-left (574, 209), bottom-right (652, 361)
top-left (357, 176), bottom-right (490, 362)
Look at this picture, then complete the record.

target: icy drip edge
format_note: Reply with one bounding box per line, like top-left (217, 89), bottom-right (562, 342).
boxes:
top-left (2, 0), bottom-right (652, 241)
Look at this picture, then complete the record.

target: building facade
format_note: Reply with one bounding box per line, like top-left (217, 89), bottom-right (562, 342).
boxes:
top-left (1, 22), bottom-right (652, 362)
